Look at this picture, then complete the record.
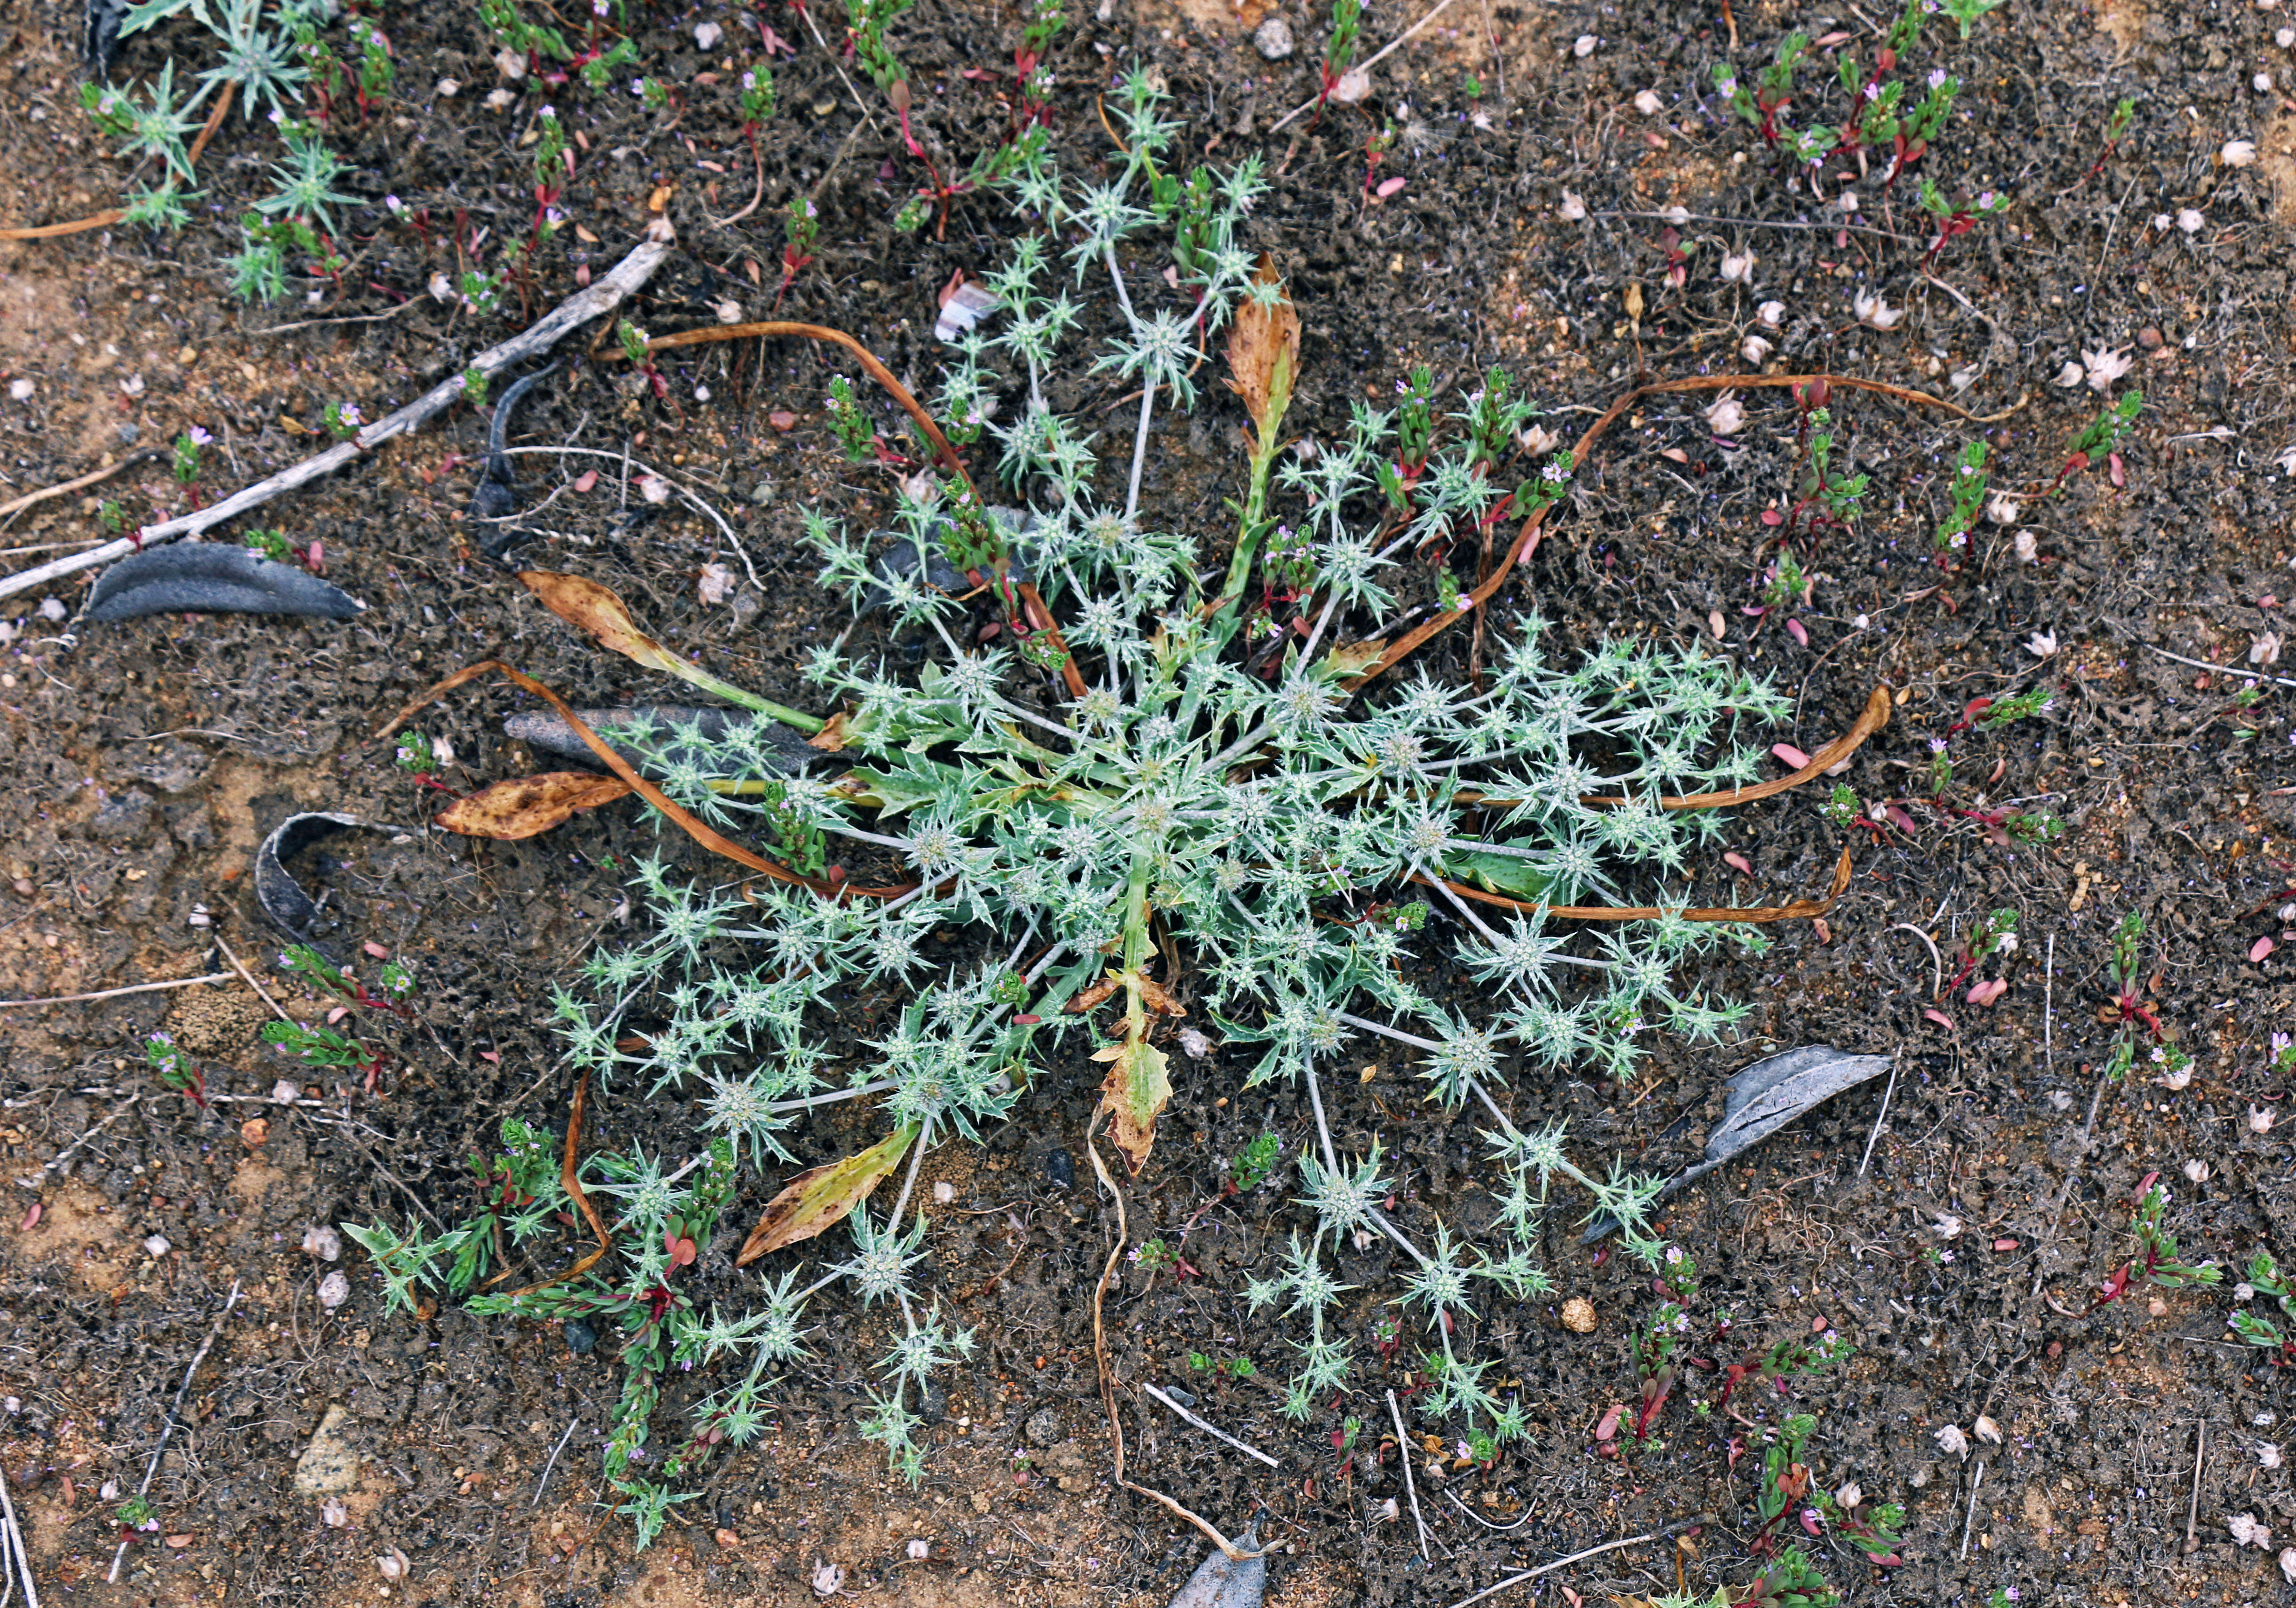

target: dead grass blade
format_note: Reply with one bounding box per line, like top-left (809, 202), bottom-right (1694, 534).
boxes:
top-left (1084, 1125), bottom-right (1266, 1563)
top-left (498, 1070), bottom-right (612, 1300)
top-left (1415, 842), bottom-right (1856, 925)
top-left (1341, 372), bottom-right (1980, 693)
top-left (0, 84), bottom-right (233, 242)
top-left (368, 658), bottom-right (917, 899)
top-left (1581, 685), bottom-right (1893, 811)
top-left (435, 772), bottom-right (636, 840)
top-left (634, 323), bottom-right (1093, 701)
top-left (737, 1122), bottom-right (920, 1264)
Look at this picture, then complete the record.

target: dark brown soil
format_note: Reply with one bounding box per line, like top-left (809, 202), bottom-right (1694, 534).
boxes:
top-left (2, 0), bottom-right (2295, 1602)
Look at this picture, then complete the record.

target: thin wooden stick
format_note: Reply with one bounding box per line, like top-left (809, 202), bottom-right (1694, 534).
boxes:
top-left (107, 1281), bottom-right (241, 1584)
top-left (0, 1440), bottom-right (40, 1608)
top-left (1386, 1389), bottom-right (1431, 1559)
top-left (0, 971), bottom-right (231, 1009)
top-left (1441, 1520), bottom-right (1703, 1608)
top-left (0, 452), bottom-right (157, 528)
top-left (213, 934), bottom-right (291, 1024)
top-left (1084, 1127), bottom-right (1265, 1562)
top-left (1859, 1047), bottom-right (1901, 1177)
top-left (1140, 1382), bottom-right (1281, 1469)
top-left (0, 229), bottom-right (676, 603)
top-left (1268, 0), bottom-right (1464, 131)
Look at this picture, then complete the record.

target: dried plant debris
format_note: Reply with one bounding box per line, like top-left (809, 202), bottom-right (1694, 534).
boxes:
top-left (86, 542), bottom-right (364, 623)
top-left (255, 811), bottom-right (393, 943)
top-left (1584, 1045), bottom-right (1894, 1240)
top-left (503, 705), bottom-right (821, 779)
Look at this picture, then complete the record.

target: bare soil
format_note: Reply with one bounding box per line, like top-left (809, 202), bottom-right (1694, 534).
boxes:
top-left (2, 0), bottom-right (2295, 1602)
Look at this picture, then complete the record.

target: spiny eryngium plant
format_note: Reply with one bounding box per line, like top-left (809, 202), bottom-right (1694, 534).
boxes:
top-left (364, 70), bottom-right (1842, 1546)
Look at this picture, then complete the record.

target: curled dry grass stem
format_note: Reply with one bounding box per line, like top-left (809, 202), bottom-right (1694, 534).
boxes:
top-left (497, 1069), bottom-right (614, 1300)
top-left (1085, 1121), bottom-right (1268, 1562)
top-left (0, 81), bottom-right (234, 242)
top-left (1344, 373), bottom-right (1982, 693)
top-left (642, 320), bottom-right (1083, 700)
top-left (1418, 840), bottom-right (1857, 926)
top-left (368, 659), bottom-right (918, 898)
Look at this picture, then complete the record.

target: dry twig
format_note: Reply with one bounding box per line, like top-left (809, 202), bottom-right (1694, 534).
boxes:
top-left (0, 230), bottom-right (676, 603)
top-left (107, 1281), bottom-right (242, 1584)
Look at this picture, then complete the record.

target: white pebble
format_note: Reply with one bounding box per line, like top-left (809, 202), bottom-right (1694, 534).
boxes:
top-left (143, 1235), bottom-right (171, 1258)
top-left (319, 1270), bottom-right (351, 1309)
top-left (1632, 89), bottom-right (1663, 115)
top-left (7, 378), bottom-right (31, 401)
top-left (2224, 139), bottom-right (2258, 166)
top-left (273, 1079), bottom-right (302, 1105)
top-left (931, 1180), bottom-right (956, 1205)
top-left (2177, 207), bottom-right (2205, 233)
top-left (304, 1224), bottom-right (342, 1261)
top-left (1573, 33), bottom-right (1597, 56)
top-left (694, 20), bottom-right (723, 47)
top-left (38, 598), bottom-right (65, 622)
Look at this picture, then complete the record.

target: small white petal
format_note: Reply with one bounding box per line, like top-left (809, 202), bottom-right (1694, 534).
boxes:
top-left (2223, 139), bottom-right (2257, 166)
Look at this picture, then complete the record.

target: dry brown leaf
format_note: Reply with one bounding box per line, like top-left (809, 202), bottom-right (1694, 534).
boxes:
top-left (806, 710), bottom-right (850, 751)
top-left (435, 772), bottom-right (634, 840)
top-left (519, 571), bottom-right (690, 678)
top-left (738, 1122), bottom-right (920, 1263)
top-left (1092, 1038), bottom-right (1171, 1177)
top-left (1222, 255), bottom-right (1300, 449)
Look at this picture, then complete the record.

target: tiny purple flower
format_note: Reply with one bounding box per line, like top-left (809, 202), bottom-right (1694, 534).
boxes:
top-left (1927, 68), bottom-right (1948, 88)
top-left (187, 425), bottom-right (213, 446)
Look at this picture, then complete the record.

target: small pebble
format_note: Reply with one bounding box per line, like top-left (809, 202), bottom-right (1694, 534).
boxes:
top-left (318, 1271), bottom-right (350, 1309)
top-left (377, 1548), bottom-right (409, 1581)
top-left (304, 1224), bottom-right (342, 1261)
top-left (1042, 1148), bottom-right (1074, 1188)
top-left (1024, 1407), bottom-right (1062, 1448)
top-left (932, 1179), bottom-right (955, 1205)
top-left (1573, 33), bottom-right (1597, 56)
top-left (1253, 16), bottom-right (1294, 58)
top-left (2137, 326), bottom-right (2162, 349)
top-left (274, 1079), bottom-right (303, 1105)
top-left (143, 1235), bottom-right (171, 1258)
top-left (565, 1317), bottom-right (599, 1356)
top-left (1561, 1296), bottom-right (1597, 1333)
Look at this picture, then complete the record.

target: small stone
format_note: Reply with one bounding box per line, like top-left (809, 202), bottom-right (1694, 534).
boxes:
top-left (1329, 66), bottom-right (1371, 103)
top-left (2137, 327), bottom-right (2162, 349)
top-left (143, 1235), bottom-right (171, 1258)
top-left (716, 1529), bottom-right (743, 1550)
top-left (906, 1537), bottom-right (929, 1560)
top-left (293, 1404), bottom-right (361, 1494)
top-left (811, 99), bottom-right (837, 118)
top-left (240, 1117), bottom-right (269, 1147)
top-left (2147, 1295), bottom-right (2169, 1317)
top-left (565, 1317), bottom-right (599, 1356)
top-left (434, 78), bottom-right (460, 97)
top-left (694, 20), bottom-right (723, 47)
top-left (38, 597), bottom-right (67, 622)
top-left (1042, 1148), bottom-right (1074, 1189)
top-left (932, 1179), bottom-right (955, 1205)
top-left (318, 1271), bottom-right (350, 1310)
top-left (749, 481), bottom-right (776, 505)
top-left (275, 1080), bottom-right (304, 1107)
top-left (1253, 16), bottom-right (1294, 59)
top-left (377, 1547), bottom-right (409, 1580)
top-left (970, 1489), bottom-right (993, 1514)
top-left (1561, 1297), bottom-right (1597, 1333)
top-left (1024, 1408), bottom-right (1062, 1448)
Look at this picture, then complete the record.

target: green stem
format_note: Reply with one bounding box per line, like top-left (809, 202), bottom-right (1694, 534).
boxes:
top-left (662, 660), bottom-right (826, 735)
